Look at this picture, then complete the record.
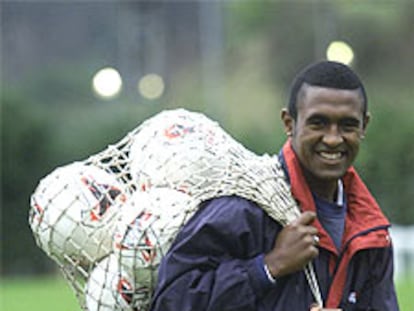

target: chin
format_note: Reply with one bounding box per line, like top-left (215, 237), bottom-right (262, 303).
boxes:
top-left (310, 164), bottom-right (346, 180)
top-left (316, 170), bottom-right (347, 181)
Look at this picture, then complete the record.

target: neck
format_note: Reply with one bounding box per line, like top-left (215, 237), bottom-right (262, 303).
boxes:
top-left (302, 170), bottom-right (338, 203)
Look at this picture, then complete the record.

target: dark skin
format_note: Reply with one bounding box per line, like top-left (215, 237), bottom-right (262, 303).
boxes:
top-left (264, 211), bottom-right (319, 277)
top-left (264, 84), bottom-right (369, 287)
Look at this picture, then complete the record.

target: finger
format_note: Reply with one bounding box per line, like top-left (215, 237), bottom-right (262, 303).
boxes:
top-left (301, 225), bottom-right (319, 237)
top-left (293, 211), bottom-right (317, 226)
top-left (307, 244), bottom-right (319, 260)
top-left (309, 304), bottom-right (322, 311)
top-left (303, 232), bottom-right (318, 245)
top-left (312, 235), bottom-right (320, 246)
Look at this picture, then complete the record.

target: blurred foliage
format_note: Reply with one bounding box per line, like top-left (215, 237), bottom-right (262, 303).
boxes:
top-left (1, 1), bottom-right (413, 277)
top-left (357, 100), bottom-right (414, 224)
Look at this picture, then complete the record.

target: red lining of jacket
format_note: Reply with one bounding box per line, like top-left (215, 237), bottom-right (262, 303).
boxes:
top-left (282, 141), bottom-right (391, 307)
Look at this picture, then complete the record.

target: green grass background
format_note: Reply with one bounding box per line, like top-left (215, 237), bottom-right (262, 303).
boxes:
top-left (1, 275), bottom-right (413, 310)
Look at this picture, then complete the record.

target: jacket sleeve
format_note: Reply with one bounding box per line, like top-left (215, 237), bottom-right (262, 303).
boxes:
top-left (369, 245), bottom-right (400, 311)
top-left (150, 196), bottom-right (279, 311)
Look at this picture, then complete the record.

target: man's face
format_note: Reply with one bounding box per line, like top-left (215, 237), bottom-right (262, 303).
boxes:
top-left (282, 84), bottom-right (369, 182)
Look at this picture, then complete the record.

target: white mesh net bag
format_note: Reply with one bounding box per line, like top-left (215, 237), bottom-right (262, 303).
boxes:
top-left (29, 162), bottom-right (127, 264)
top-left (29, 108), bottom-right (322, 310)
top-left (113, 188), bottom-right (196, 285)
top-left (127, 108), bottom-right (300, 225)
top-left (29, 161), bottom-right (128, 307)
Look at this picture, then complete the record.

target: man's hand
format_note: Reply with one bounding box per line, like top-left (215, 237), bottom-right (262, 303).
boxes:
top-left (264, 211), bottom-right (319, 278)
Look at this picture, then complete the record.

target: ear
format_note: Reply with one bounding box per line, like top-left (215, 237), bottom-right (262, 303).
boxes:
top-left (361, 111), bottom-right (371, 137)
top-left (281, 108), bottom-right (294, 137)
top-left (363, 112), bottom-right (370, 129)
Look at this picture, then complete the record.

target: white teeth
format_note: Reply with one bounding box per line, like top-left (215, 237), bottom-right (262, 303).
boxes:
top-left (320, 152), bottom-right (342, 160)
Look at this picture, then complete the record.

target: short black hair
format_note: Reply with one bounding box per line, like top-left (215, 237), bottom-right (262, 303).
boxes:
top-left (287, 60), bottom-right (368, 119)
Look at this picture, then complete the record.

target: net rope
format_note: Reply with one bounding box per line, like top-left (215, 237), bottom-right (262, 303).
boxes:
top-left (29, 108), bottom-right (323, 310)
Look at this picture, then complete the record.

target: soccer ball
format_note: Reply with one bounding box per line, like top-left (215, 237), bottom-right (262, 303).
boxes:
top-left (85, 254), bottom-right (151, 311)
top-left (113, 187), bottom-right (195, 288)
top-left (128, 109), bottom-right (245, 194)
top-left (29, 162), bottom-right (127, 264)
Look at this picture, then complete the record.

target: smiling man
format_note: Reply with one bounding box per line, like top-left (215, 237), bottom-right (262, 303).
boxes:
top-left (281, 61), bottom-right (370, 201)
top-left (150, 61), bottom-right (399, 311)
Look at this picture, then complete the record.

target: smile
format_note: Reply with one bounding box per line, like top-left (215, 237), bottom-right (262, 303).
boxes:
top-left (318, 151), bottom-right (343, 160)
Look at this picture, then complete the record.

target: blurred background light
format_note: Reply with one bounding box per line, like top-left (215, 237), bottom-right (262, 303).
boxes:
top-left (92, 67), bottom-right (123, 99)
top-left (138, 73), bottom-right (165, 100)
top-left (326, 40), bottom-right (355, 65)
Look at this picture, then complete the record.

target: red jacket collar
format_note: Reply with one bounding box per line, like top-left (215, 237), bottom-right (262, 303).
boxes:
top-left (281, 140), bottom-right (390, 253)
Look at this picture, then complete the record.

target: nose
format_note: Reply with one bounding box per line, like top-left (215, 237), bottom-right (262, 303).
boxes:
top-left (322, 124), bottom-right (343, 146)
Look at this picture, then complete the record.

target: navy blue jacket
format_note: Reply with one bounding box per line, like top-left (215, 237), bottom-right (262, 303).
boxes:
top-left (150, 142), bottom-right (399, 310)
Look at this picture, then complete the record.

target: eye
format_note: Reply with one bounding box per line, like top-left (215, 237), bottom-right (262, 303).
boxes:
top-left (307, 116), bottom-right (327, 129)
top-left (340, 118), bottom-right (360, 132)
